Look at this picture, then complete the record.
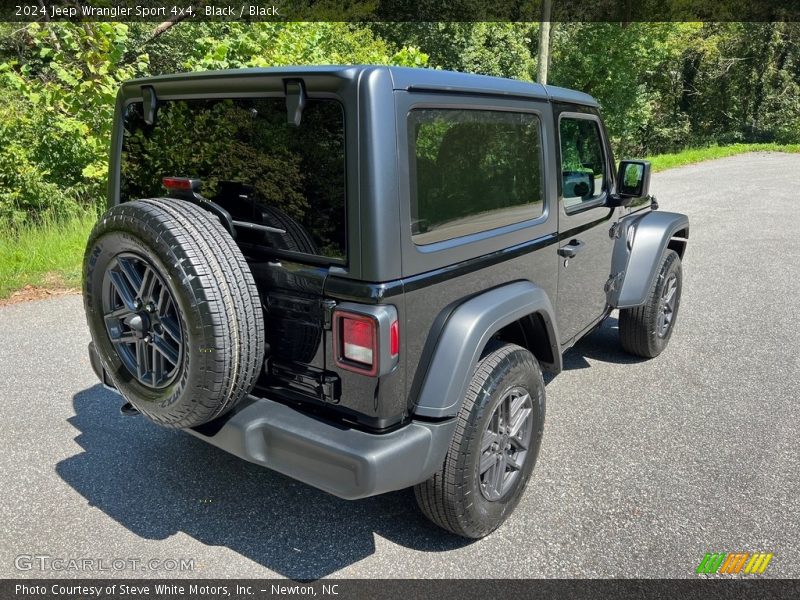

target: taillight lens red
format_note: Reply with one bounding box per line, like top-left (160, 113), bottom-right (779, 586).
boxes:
top-left (333, 308), bottom-right (398, 376)
top-left (342, 316), bottom-right (375, 366)
top-left (390, 319), bottom-right (399, 357)
top-left (162, 177), bottom-right (193, 191)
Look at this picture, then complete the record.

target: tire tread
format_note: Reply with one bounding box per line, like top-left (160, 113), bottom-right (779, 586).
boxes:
top-left (414, 342), bottom-right (543, 538)
top-left (619, 249), bottom-right (681, 358)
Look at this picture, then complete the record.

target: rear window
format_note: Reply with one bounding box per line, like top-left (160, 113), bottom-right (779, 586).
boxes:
top-left (409, 108), bottom-right (544, 245)
top-left (120, 97), bottom-right (347, 260)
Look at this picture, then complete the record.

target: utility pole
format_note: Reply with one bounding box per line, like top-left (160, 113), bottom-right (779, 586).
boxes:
top-left (537, 0), bottom-right (552, 85)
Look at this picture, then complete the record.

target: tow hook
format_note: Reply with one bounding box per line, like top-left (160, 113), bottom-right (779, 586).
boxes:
top-left (120, 402), bottom-right (140, 416)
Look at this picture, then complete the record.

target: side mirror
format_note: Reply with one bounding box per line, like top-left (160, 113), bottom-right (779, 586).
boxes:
top-left (608, 160), bottom-right (651, 208)
top-left (618, 160), bottom-right (651, 197)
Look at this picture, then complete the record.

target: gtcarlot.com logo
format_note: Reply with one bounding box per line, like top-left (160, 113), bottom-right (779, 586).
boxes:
top-left (696, 552), bottom-right (773, 575)
top-left (15, 554), bottom-right (195, 572)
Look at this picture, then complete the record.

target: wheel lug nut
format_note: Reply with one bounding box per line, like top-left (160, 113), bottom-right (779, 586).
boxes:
top-left (133, 299), bottom-right (142, 310)
top-left (144, 335), bottom-right (151, 343)
top-left (145, 302), bottom-right (155, 313)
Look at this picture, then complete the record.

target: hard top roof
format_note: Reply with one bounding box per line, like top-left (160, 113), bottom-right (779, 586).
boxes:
top-left (124, 65), bottom-right (599, 107)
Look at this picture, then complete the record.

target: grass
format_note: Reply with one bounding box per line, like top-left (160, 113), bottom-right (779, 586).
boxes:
top-left (648, 143), bottom-right (800, 172)
top-left (1, 143), bottom-right (800, 302)
top-left (0, 211), bottom-right (96, 300)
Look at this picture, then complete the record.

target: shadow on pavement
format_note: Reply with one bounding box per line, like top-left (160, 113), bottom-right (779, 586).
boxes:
top-left (545, 316), bottom-right (646, 383)
top-left (57, 385), bottom-right (472, 580)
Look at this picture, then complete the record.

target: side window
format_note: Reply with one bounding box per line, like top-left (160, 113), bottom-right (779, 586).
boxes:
top-left (559, 117), bottom-right (607, 211)
top-left (409, 108), bottom-right (544, 245)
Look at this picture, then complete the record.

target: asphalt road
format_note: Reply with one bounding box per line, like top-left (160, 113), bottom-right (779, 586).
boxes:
top-left (1, 153), bottom-right (799, 579)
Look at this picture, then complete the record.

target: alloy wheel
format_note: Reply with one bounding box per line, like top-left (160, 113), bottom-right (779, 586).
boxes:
top-left (101, 253), bottom-right (183, 388)
top-left (478, 386), bottom-right (534, 501)
top-left (657, 273), bottom-right (678, 338)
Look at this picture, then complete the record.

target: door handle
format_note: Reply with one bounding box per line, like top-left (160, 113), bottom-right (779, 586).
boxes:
top-left (557, 239), bottom-right (586, 258)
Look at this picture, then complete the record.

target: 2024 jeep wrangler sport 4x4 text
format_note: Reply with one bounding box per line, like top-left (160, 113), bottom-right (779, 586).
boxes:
top-left (83, 66), bottom-right (689, 538)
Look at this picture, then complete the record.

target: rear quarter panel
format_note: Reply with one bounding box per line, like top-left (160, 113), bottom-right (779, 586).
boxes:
top-left (394, 91), bottom-right (559, 415)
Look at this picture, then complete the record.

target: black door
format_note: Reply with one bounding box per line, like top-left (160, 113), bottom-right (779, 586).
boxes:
top-left (556, 113), bottom-right (616, 345)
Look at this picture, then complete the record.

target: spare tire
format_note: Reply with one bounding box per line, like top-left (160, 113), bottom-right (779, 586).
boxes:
top-left (83, 197), bottom-right (265, 428)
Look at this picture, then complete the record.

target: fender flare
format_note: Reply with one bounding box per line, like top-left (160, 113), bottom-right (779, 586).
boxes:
top-left (413, 280), bottom-right (560, 419)
top-left (609, 210), bottom-right (689, 309)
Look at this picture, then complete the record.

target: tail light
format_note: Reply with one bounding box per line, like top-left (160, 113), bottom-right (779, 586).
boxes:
top-left (333, 305), bottom-right (399, 376)
top-left (162, 177), bottom-right (193, 191)
top-left (342, 313), bottom-right (377, 367)
top-left (390, 319), bottom-right (400, 357)
top-left (162, 177), bottom-right (201, 196)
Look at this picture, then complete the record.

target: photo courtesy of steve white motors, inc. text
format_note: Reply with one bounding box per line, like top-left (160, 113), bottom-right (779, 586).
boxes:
top-left (14, 583), bottom-right (342, 597)
top-left (13, 3), bottom-right (282, 19)
top-left (15, 583), bottom-right (229, 597)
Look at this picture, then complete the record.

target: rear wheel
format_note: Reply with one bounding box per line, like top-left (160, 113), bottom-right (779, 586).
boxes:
top-left (83, 198), bottom-right (265, 428)
top-left (414, 342), bottom-right (545, 538)
top-left (619, 249), bottom-right (682, 358)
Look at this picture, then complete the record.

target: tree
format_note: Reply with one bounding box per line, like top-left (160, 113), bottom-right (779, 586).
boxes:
top-left (536, 0), bottom-right (552, 84)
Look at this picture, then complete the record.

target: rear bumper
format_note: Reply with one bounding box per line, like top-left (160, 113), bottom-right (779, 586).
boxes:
top-left (88, 342), bottom-right (455, 500)
top-left (187, 396), bottom-right (456, 500)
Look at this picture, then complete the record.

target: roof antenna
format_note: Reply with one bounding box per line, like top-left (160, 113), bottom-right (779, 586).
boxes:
top-left (284, 79), bottom-right (306, 127)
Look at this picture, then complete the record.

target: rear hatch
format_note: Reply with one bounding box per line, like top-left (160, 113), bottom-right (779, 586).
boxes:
top-left (117, 86), bottom-right (347, 406)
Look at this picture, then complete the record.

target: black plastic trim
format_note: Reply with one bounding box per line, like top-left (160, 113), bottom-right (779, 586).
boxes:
top-left (186, 394), bottom-right (458, 500)
top-left (414, 280), bottom-right (561, 418)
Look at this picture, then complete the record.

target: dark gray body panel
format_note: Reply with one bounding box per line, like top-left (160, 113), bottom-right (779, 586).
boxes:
top-left (552, 107), bottom-right (619, 345)
top-left (608, 210), bottom-right (690, 308)
top-left (388, 66), bottom-right (598, 107)
top-left (414, 281), bottom-right (560, 419)
top-left (401, 234), bottom-right (559, 417)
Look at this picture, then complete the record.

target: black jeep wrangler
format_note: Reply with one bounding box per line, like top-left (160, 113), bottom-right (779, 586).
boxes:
top-left (84, 66), bottom-right (689, 538)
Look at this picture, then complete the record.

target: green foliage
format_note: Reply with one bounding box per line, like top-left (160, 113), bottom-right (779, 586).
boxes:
top-left (648, 143), bottom-right (800, 172)
top-left (0, 210), bottom-right (96, 299)
top-left (0, 21), bottom-right (427, 232)
top-left (0, 22), bottom-right (147, 229)
top-left (683, 23), bottom-right (800, 146)
top-left (372, 22), bottom-right (535, 80)
top-left (548, 22), bottom-right (800, 156)
top-left (0, 90), bottom-right (72, 228)
top-left (1, 19), bottom-right (799, 243)
top-left (187, 23), bottom-right (428, 71)
top-left (550, 23), bottom-right (695, 156)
